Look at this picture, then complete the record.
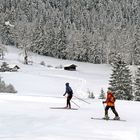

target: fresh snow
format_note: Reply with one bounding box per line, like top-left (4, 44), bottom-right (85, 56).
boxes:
top-left (0, 46), bottom-right (140, 140)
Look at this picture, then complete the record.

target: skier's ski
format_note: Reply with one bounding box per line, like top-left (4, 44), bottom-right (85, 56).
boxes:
top-left (50, 107), bottom-right (78, 110)
top-left (91, 117), bottom-right (126, 122)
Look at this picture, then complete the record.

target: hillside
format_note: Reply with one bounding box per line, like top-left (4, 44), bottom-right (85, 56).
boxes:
top-left (0, 46), bottom-right (140, 140)
top-left (1, 46), bottom-right (111, 97)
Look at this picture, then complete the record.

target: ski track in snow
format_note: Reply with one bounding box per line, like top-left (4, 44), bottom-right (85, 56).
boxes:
top-left (21, 68), bottom-right (87, 97)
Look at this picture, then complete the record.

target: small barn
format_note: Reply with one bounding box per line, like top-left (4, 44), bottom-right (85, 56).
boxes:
top-left (64, 64), bottom-right (77, 71)
top-left (10, 65), bottom-right (20, 72)
top-left (0, 63), bottom-right (20, 72)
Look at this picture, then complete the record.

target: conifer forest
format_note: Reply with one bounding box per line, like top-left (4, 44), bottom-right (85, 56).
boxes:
top-left (0, 0), bottom-right (140, 64)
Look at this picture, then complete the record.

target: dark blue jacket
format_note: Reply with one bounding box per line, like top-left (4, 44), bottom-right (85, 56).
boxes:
top-left (64, 85), bottom-right (73, 96)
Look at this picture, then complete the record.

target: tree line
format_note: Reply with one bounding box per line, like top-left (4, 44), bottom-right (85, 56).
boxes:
top-left (0, 0), bottom-right (140, 64)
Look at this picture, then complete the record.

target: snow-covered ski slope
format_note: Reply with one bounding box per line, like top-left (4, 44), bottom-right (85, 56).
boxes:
top-left (0, 46), bottom-right (140, 140)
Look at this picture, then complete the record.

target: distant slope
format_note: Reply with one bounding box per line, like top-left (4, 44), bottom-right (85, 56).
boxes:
top-left (1, 45), bottom-right (111, 97)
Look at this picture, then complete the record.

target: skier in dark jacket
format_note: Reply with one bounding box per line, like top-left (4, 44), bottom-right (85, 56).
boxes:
top-left (63, 83), bottom-right (73, 109)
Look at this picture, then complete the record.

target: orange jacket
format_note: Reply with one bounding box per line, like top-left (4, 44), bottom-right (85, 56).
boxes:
top-left (104, 92), bottom-right (116, 106)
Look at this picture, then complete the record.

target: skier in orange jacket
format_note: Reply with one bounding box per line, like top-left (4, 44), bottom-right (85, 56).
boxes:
top-left (103, 90), bottom-right (120, 120)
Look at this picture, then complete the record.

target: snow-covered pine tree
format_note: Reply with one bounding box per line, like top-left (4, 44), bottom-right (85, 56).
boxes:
top-left (55, 24), bottom-right (68, 59)
top-left (30, 21), bottom-right (47, 55)
top-left (134, 66), bottom-right (140, 101)
top-left (87, 89), bottom-right (95, 99)
top-left (99, 88), bottom-right (105, 99)
top-left (0, 21), bottom-right (15, 45)
top-left (16, 22), bottom-right (32, 64)
top-left (109, 54), bottom-right (133, 100)
top-left (0, 39), bottom-right (7, 59)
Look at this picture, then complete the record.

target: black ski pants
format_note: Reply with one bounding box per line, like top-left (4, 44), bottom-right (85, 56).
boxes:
top-left (105, 106), bottom-right (119, 117)
top-left (67, 95), bottom-right (72, 108)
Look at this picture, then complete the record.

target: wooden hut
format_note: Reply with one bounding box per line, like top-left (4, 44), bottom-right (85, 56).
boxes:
top-left (64, 64), bottom-right (77, 71)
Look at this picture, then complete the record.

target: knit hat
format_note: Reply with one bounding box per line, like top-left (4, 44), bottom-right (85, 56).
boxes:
top-left (65, 83), bottom-right (69, 86)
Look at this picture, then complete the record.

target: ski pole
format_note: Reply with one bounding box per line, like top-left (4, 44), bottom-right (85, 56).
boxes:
top-left (71, 100), bottom-right (80, 108)
top-left (74, 96), bottom-right (90, 104)
top-left (103, 103), bottom-right (105, 108)
top-left (102, 101), bottom-right (106, 109)
top-left (63, 95), bottom-right (80, 108)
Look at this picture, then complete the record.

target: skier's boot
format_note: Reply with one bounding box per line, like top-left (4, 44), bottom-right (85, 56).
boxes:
top-left (103, 115), bottom-right (109, 120)
top-left (113, 116), bottom-right (120, 120)
top-left (64, 106), bottom-right (68, 109)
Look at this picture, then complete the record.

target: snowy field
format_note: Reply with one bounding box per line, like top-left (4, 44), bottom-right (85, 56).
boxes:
top-left (0, 46), bottom-right (140, 140)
